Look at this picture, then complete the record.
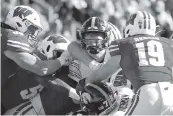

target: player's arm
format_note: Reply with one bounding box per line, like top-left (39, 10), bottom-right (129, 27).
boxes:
top-left (85, 55), bottom-right (121, 84)
top-left (4, 50), bottom-right (69, 76)
top-left (47, 78), bottom-right (80, 100)
top-left (68, 41), bottom-right (101, 70)
top-left (35, 75), bottom-right (80, 100)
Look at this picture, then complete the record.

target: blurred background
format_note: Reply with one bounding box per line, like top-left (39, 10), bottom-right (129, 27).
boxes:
top-left (1, 0), bottom-right (173, 41)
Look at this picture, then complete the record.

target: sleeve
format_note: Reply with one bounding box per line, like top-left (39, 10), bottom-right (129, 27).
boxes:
top-left (6, 31), bottom-right (32, 53)
top-left (68, 60), bottom-right (82, 82)
top-left (109, 40), bottom-right (120, 56)
top-left (119, 41), bottom-right (135, 74)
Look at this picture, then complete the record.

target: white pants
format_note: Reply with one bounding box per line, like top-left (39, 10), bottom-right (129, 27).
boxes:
top-left (125, 82), bottom-right (173, 115)
top-left (4, 93), bottom-right (45, 115)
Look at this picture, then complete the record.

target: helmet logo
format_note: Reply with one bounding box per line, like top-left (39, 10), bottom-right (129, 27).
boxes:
top-left (47, 36), bottom-right (67, 44)
top-left (13, 7), bottom-right (33, 19)
top-left (126, 13), bottom-right (137, 26)
top-left (88, 26), bottom-right (98, 30)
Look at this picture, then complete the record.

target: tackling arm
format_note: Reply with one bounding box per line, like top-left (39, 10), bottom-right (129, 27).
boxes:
top-left (4, 50), bottom-right (62, 76)
top-left (35, 75), bottom-right (80, 100)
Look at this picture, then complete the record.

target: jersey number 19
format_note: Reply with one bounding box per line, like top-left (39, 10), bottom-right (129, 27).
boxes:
top-left (136, 40), bottom-right (165, 66)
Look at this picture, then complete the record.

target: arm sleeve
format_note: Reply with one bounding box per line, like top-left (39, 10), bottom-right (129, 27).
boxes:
top-left (4, 51), bottom-right (62, 76)
top-left (86, 55), bottom-right (121, 84)
top-left (119, 42), bottom-right (133, 69)
top-left (119, 41), bottom-right (136, 83)
top-left (6, 31), bottom-right (32, 53)
top-left (109, 40), bottom-right (120, 56)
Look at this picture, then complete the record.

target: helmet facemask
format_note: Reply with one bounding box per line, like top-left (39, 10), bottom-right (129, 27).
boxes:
top-left (81, 32), bottom-right (108, 54)
top-left (81, 31), bottom-right (109, 62)
top-left (24, 20), bottom-right (42, 47)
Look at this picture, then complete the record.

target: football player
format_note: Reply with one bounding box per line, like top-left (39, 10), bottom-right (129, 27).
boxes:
top-left (1, 5), bottom-right (72, 114)
top-left (68, 17), bottom-right (122, 72)
top-left (31, 34), bottom-right (80, 115)
top-left (4, 34), bottom-right (80, 115)
top-left (68, 17), bottom-right (134, 114)
top-left (78, 11), bottom-right (173, 115)
top-left (68, 17), bottom-right (122, 80)
top-left (69, 82), bottom-right (117, 115)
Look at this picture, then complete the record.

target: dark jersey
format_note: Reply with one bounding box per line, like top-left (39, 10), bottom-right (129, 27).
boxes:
top-left (40, 66), bottom-right (79, 115)
top-left (35, 66), bottom-right (78, 115)
top-left (40, 86), bottom-right (79, 115)
top-left (1, 27), bottom-right (43, 110)
top-left (119, 35), bottom-right (173, 92)
top-left (55, 66), bottom-right (77, 88)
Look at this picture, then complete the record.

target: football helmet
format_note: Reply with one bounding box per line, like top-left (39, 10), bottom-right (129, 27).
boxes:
top-left (80, 82), bottom-right (117, 115)
top-left (5, 5), bottom-right (42, 47)
top-left (37, 34), bottom-right (70, 59)
top-left (78, 17), bottom-right (111, 54)
top-left (68, 109), bottom-right (89, 115)
top-left (123, 11), bottom-right (156, 38)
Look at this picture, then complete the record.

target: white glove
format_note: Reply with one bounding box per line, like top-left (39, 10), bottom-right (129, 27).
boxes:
top-left (58, 51), bottom-right (73, 66)
top-left (69, 88), bottom-right (80, 101)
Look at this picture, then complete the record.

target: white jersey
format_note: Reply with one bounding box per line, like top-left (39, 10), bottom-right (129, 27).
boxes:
top-left (79, 48), bottom-right (112, 79)
top-left (68, 22), bottom-right (134, 115)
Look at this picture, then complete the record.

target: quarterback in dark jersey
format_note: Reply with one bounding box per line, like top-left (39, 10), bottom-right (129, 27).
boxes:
top-left (77, 11), bottom-right (173, 115)
top-left (1, 5), bottom-right (72, 114)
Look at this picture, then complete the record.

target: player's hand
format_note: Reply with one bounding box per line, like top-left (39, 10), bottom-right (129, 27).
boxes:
top-left (58, 51), bottom-right (73, 66)
top-left (81, 92), bottom-right (92, 104)
top-left (69, 88), bottom-right (80, 101)
top-left (76, 78), bottom-right (86, 95)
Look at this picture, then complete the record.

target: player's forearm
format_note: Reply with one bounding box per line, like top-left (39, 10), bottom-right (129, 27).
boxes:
top-left (41, 58), bottom-right (62, 76)
top-left (86, 56), bottom-right (120, 84)
top-left (47, 78), bottom-right (79, 100)
top-left (4, 50), bottom-right (62, 76)
top-left (68, 41), bottom-right (92, 64)
top-left (85, 69), bottom-right (107, 84)
top-left (49, 78), bottom-right (71, 90)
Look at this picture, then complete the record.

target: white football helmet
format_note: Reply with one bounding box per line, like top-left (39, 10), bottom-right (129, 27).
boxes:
top-left (5, 5), bottom-right (42, 47)
top-left (123, 11), bottom-right (156, 38)
top-left (37, 34), bottom-right (70, 59)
